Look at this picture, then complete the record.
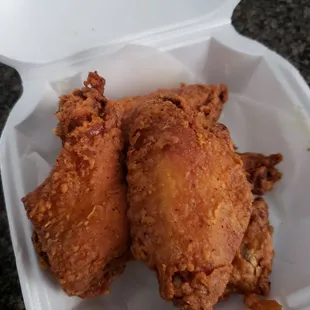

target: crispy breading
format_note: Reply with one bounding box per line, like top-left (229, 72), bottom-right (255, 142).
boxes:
top-left (244, 294), bottom-right (282, 310)
top-left (55, 72), bottom-right (107, 140)
top-left (127, 99), bottom-right (253, 310)
top-left (32, 231), bottom-right (49, 270)
top-left (111, 83), bottom-right (228, 143)
top-left (239, 153), bottom-right (283, 195)
top-left (22, 72), bottom-right (129, 298)
top-left (223, 198), bottom-right (274, 298)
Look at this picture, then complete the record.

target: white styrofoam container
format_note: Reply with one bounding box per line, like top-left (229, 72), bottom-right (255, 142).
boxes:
top-left (1, 1), bottom-right (310, 309)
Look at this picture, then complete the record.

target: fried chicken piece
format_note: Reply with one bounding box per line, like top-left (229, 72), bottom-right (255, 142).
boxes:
top-left (22, 72), bottom-right (129, 298)
top-left (127, 99), bottom-right (253, 310)
top-left (244, 294), bottom-right (282, 310)
top-left (223, 198), bottom-right (274, 299)
top-left (111, 83), bottom-right (228, 143)
top-left (239, 152), bottom-right (283, 195)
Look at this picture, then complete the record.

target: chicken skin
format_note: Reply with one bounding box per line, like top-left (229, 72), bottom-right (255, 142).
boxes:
top-left (111, 83), bottom-right (228, 143)
top-left (127, 98), bottom-right (253, 309)
top-left (22, 72), bottom-right (129, 298)
top-left (223, 198), bottom-right (274, 298)
top-left (239, 153), bottom-right (283, 195)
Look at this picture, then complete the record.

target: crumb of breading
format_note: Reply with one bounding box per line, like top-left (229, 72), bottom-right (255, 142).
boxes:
top-left (244, 294), bottom-right (282, 310)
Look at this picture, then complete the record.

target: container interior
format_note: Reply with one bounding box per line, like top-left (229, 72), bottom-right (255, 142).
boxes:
top-left (2, 34), bottom-right (310, 310)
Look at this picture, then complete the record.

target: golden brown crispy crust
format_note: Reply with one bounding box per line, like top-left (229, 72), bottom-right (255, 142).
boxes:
top-left (127, 99), bottom-right (253, 310)
top-left (155, 83), bottom-right (228, 129)
top-left (244, 294), bottom-right (282, 310)
top-left (32, 231), bottom-right (49, 270)
top-left (22, 72), bottom-right (129, 298)
top-left (239, 153), bottom-right (283, 195)
top-left (223, 198), bottom-right (274, 298)
top-left (32, 230), bottom-right (131, 299)
top-left (55, 71), bottom-right (107, 139)
top-left (111, 83), bottom-right (228, 143)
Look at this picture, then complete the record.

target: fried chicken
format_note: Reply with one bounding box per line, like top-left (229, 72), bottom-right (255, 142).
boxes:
top-left (223, 198), bottom-right (274, 299)
top-left (239, 152), bottom-right (283, 195)
top-left (126, 99), bottom-right (253, 310)
top-left (155, 83), bottom-right (228, 129)
top-left (22, 72), bottom-right (129, 298)
top-left (111, 83), bottom-right (228, 143)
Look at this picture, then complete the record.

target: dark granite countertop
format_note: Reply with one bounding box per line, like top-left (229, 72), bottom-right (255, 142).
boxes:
top-left (0, 0), bottom-right (309, 309)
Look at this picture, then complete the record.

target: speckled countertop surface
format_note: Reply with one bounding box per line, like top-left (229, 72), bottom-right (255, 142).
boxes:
top-left (0, 0), bottom-right (309, 309)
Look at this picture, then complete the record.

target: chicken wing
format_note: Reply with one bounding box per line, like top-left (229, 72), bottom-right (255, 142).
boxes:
top-left (239, 152), bottom-right (283, 195)
top-left (22, 72), bottom-right (129, 298)
top-left (127, 98), bottom-right (253, 309)
top-left (223, 198), bottom-right (274, 298)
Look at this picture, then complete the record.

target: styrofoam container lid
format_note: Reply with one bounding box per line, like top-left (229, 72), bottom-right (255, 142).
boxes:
top-left (0, 0), bottom-right (239, 64)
